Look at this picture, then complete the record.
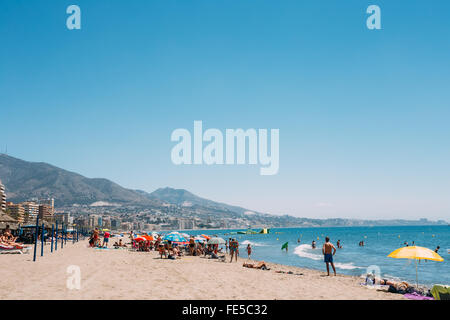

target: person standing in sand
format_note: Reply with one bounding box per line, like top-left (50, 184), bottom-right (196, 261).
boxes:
top-left (93, 228), bottom-right (99, 247)
top-left (322, 237), bottom-right (336, 276)
top-left (247, 244), bottom-right (252, 259)
top-left (229, 239), bottom-right (238, 263)
top-left (102, 231), bottom-right (110, 248)
top-left (189, 236), bottom-right (195, 255)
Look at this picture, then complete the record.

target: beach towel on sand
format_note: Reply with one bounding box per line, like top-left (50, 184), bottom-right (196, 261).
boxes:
top-left (404, 293), bottom-right (434, 300)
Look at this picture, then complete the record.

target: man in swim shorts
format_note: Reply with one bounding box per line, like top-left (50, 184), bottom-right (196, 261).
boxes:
top-left (322, 236), bottom-right (336, 276)
top-left (229, 238), bottom-right (238, 263)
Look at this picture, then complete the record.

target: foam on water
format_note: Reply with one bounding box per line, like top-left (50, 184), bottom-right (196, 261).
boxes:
top-left (334, 262), bottom-right (363, 270)
top-left (293, 244), bottom-right (322, 261)
top-left (241, 240), bottom-right (267, 247)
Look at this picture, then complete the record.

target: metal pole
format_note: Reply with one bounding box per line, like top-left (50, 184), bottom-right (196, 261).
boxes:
top-left (415, 259), bottom-right (419, 288)
top-left (40, 223), bottom-right (44, 256)
top-left (55, 221), bottom-right (58, 251)
top-left (33, 216), bottom-right (39, 262)
top-left (51, 224), bottom-right (54, 253)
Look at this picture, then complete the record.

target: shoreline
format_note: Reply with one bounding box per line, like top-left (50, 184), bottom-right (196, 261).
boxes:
top-left (0, 239), bottom-right (404, 300)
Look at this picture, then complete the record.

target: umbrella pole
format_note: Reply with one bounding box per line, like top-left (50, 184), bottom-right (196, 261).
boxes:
top-left (415, 259), bottom-right (418, 288)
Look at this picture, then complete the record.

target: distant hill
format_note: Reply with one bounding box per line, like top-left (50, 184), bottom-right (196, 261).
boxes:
top-left (0, 154), bottom-right (158, 206)
top-left (147, 187), bottom-right (252, 215)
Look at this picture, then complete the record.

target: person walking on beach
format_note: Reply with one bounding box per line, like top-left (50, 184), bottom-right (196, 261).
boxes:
top-left (247, 244), bottom-right (252, 259)
top-left (322, 237), bottom-right (336, 276)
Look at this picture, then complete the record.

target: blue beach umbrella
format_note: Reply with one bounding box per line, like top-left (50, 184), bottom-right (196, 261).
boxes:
top-left (163, 233), bottom-right (187, 242)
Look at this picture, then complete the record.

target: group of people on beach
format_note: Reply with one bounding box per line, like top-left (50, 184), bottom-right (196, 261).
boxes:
top-left (88, 228), bottom-right (111, 248)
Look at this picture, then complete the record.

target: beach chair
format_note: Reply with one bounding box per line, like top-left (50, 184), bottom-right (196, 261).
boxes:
top-left (430, 285), bottom-right (450, 300)
top-left (0, 244), bottom-right (29, 254)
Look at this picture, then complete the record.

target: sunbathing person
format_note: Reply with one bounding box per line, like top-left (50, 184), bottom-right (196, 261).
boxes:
top-left (242, 261), bottom-right (270, 270)
top-left (0, 233), bottom-right (22, 248)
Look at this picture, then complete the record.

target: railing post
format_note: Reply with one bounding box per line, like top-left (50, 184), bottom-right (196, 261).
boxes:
top-left (33, 216), bottom-right (39, 262)
top-left (55, 221), bottom-right (58, 251)
top-left (51, 224), bottom-right (54, 253)
top-left (40, 223), bottom-right (44, 256)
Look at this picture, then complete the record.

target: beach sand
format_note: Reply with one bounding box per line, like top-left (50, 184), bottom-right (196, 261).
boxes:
top-left (0, 239), bottom-right (404, 300)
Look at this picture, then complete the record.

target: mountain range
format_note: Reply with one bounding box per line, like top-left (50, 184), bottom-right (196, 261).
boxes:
top-left (0, 154), bottom-right (447, 227)
top-left (0, 154), bottom-right (253, 214)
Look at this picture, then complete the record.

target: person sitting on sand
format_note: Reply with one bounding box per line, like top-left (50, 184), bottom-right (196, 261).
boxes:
top-left (322, 236), bottom-right (336, 276)
top-left (243, 261), bottom-right (270, 270)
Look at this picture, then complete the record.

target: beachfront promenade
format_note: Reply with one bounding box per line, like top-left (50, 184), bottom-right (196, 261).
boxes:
top-left (0, 239), bottom-right (403, 300)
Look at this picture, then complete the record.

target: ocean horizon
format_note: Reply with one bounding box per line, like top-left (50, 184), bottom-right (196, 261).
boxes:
top-left (175, 225), bottom-right (449, 286)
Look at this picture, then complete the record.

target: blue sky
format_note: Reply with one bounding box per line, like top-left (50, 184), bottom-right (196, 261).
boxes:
top-left (1, 0), bottom-right (449, 220)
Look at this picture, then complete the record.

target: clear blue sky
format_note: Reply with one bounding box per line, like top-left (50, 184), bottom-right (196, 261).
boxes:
top-left (1, 1), bottom-right (449, 220)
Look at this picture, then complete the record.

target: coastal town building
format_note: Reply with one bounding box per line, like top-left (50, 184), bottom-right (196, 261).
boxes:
top-left (111, 218), bottom-right (122, 230)
top-left (178, 218), bottom-right (195, 230)
top-left (38, 204), bottom-right (54, 221)
top-left (21, 201), bottom-right (39, 223)
top-left (55, 212), bottom-right (73, 225)
top-left (6, 202), bottom-right (25, 223)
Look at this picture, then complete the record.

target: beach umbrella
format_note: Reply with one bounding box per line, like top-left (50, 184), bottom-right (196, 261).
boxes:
top-left (163, 233), bottom-right (187, 242)
top-left (173, 241), bottom-right (189, 246)
top-left (194, 236), bottom-right (206, 243)
top-left (201, 234), bottom-right (211, 240)
top-left (180, 233), bottom-right (190, 238)
top-left (388, 246), bottom-right (444, 287)
top-left (141, 235), bottom-right (153, 241)
top-left (134, 236), bottom-right (146, 242)
top-left (207, 237), bottom-right (225, 245)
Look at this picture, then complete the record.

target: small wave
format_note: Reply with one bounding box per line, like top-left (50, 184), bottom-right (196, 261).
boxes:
top-left (293, 244), bottom-right (322, 261)
top-left (241, 240), bottom-right (267, 247)
top-left (334, 262), bottom-right (363, 270)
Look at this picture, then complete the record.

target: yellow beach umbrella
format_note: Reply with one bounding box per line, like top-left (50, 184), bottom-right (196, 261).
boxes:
top-left (388, 246), bottom-right (444, 287)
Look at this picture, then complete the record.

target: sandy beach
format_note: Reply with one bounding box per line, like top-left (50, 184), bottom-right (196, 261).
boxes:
top-left (0, 238), bottom-right (404, 300)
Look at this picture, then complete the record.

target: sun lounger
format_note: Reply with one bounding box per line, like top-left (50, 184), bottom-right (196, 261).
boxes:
top-left (431, 284), bottom-right (450, 300)
top-left (0, 244), bottom-right (30, 254)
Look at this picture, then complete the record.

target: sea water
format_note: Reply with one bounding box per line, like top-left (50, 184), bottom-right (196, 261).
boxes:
top-left (182, 225), bottom-right (449, 286)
